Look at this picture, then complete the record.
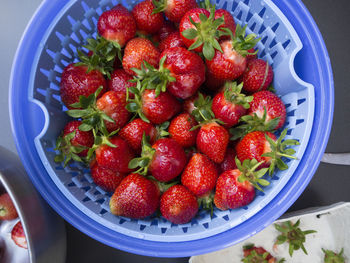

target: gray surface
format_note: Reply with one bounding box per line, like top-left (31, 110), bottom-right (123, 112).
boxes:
top-left (1, 0), bottom-right (350, 262)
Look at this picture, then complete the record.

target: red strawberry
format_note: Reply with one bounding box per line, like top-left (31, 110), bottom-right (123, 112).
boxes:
top-left (0, 193), bottom-right (18, 220)
top-left (97, 4), bottom-right (136, 47)
top-left (248, 90), bottom-right (286, 130)
top-left (60, 63), bottom-right (107, 109)
top-left (181, 153), bottom-right (218, 197)
top-left (127, 89), bottom-right (181, 124)
top-left (132, 0), bottom-right (164, 34)
top-left (55, 121), bottom-right (94, 166)
top-left (122, 37), bottom-right (160, 76)
top-left (169, 112), bottom-right (199, 148)
top-left (212, 82), bottom-right (253, 128)
top-left (243, 244), bottom-right (277, 263)
top-left (153, 0), bottom-right (198, 23)
top-left (160, 185), bottom-right (198, 224)
top-left (96, 90), bottom-right (131, 133)
top-left (215, 9), bottom-right (236, 37)
top-left (246, 48), bottom-right (257, 62)
top-left (219, 148), bottom-right (237, 173)
top-left (130, 137), bottom-right (187, 182)
top-left (183, 93), bottom-right (207, 115)
top-left (119, 118), bottom-right (157, 153)
top-left (204, 70), bottom-right (225, 92)
top-left (11, 221), bottom-right (27, 249)
top-left (235, 129), bottom-right (299, 176)
top-left (197, 122), bottom-right (229, 163)
top-left (108, 69), bottom-right (136, 97)
top-left (206, 25), bottom-right (259, 80)
top-left (160, 47), bottom-right (206, 99)
top-left (157, 20), bottom-right (177, 41)
top-left (159, 32), bottom-right (185, 52)
top-left (95, 136), bottom-right (135, 173)
top-left (90, 160), bottom-right (126, 192)
top-left (241, 59), bottom-right (274, 93)
top-left (109, 173), bottom-right (160, 219)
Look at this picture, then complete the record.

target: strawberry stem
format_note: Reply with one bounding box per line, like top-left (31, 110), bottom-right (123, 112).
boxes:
top-left (229, 24), bottom-right (260, 57)
top-left (223, 82), bottom-right (253, 109)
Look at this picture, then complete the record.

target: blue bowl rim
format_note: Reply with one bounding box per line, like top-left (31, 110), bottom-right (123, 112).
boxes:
top-left (9, 0), bottom-right (334, 258)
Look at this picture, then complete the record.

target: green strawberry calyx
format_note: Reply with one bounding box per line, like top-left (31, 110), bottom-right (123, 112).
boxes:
top-left (224, 81), bottom-right (253, 109)
top-left (242, 243), bottom-right (286, 263)
top-left (235, 158), bottom-right (270, 192)
top-left (125, 80), bottom-right (150, 123)
top-left (76, 35), bottom-right (121, 79)
top-left (274, 219), bottom-right (317, 257)
top-left (197, 191), bottom-right (215, 217)
top-left (181, 5), bottom-right (230, 60)
top-left (128, 133), bottom-right (156, 175)
top-left (230, 107), bottom-right (280, 140)
top-left (322, 248), bottom-right (345, 263)
top-left (261, 129), bottom-right (300, 176)
top-left (152, 0), bottom-right (167, 14)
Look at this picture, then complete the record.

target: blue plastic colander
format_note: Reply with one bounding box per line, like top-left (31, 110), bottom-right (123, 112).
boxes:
top-left (9, 0), bottom-right (333, 258)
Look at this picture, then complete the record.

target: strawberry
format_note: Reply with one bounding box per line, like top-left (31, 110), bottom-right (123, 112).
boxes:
top-left (169, 112), bottom-right (199, 148)
top-left (54, 120), bottom-right (94, 166)
top-left (158, 32), bottom-right (185, 52)
top-left (97, 4), bottom-right (136, 47)
top-left (212, 82), bottom-right (253, 128)
top-left (246, 48), bottom-right (257, 62)
top-left (206, 25), bottom-right (259, 81)
top-left (60, 63), bottom-right (107, 109)
top-left (236, 129), bottom-right (299, 176)
top-left (95, 136), bottom-right (135, 173)
top-left (132, 0), bottom-right (164, 34)
top-left (0, 193), bottom-right (18, 220)
top-left (204, 70), bottom-right (225, 92)
top-left (242, 244), bottom-right (280, 263)
top-left (108, 69), bottom-right (136, 97)
top-left (67, 89), bottom-right (130, 134)
top-left (214, 158), bottom-right (269, 210)
top-left (183, 92), bottom-right (207, 115)
top-left (11, 221), bottom-right (27, 249)
top-left (219, 148), bottom-right (237, 173)
top-left (129, 136), bottom-right (187, 182)
top-left (230, 91), bottom-right (286, 140)
top-left (119, 118), bottom-right (157, 153)
top-left (122, 37), bottom-right (160, 76)
top-left (179, 7), bottom-right (229, 60)
top-left (160, 185), bottom-right (198, 224)
top-left (322, 248), bottom-right (345, 263)
top-left (181, 153), bottom-right (218, 197)
top-left (241, 59), bottom-right (274, 93)
top-left (127, 89), bottom-right (181, 124)
top-left (156, 20), bottom-right (177, 41)
top-left (152, 0), bottom-right (198, 23)
top-left (90, 160), bottom-right (126, 192)
top-left (109, 173), bottom-right (160, 219)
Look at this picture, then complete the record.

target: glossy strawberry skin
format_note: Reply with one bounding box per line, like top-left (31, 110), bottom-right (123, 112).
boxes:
top-left (63, 121), bottom-right (94, 157)
top-left (196, 122), bottom-right (229, 163)
top-left (163, 0), bottom-right (198, 23)
top-left (214, 169), bottom-right (255, 210)
top-left (161, 47), bottom-right (206, 99)
top-left (160, 185), bottom-right (198, 224)
top-left (206, 40), bottom-right (247, 81)
top-left (132, 0), bottom-right (164, 34)
top-left (60, 63), bottom-right (107, 109)
top-left (212, 91), bottom-right (247, 128)
top-left (119, 118), bottom-right (157, 153)
top-left (159, 32), bottom-right (186, 52)
top-left (108, 69), bottom-right (136, 98)
top-left (181, 153), bottom-right (218, 197)
top-left (11, 221), bottom-right (27, 249)
top-left (169, 113), bottom-right (199, 148)
top-left (215, 9), bottom-right (236, 38)
top-left (157, 20), bottom-right (177, 41)
top-left (90, 160), bottom-right (126, 192)
top-left (95, 136), bottom-right (135, 173)
top-left (219, 148), bottom-right (238, 174)
top-left (122, 37), bottom-right (160, 76)
top-left (236, 131), bottom-right (277, 169)
top-left (97, 4), bottom-right (136, 47)
top-left (109, 173), bottom-right (160, 219)
top-left (149, 138), bottom-right (187, 182)
top-left (96, 90), bottom-right (131, 133)
top-left (179, 8), bottom-right (210, 53)
top-left (204, 70), bottom-right (225, 92)
top-left (249, 90), bottom-right (286, 130)
top-left (0, 193), bottom-right (18, 221)
top-left (241, 59), bottom-right (274, 93)
top-left (141, 89), bottom-right (181, 124)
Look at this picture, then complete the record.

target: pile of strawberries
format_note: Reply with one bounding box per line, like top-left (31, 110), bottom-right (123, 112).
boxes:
top-left (56, 0), bottom-right (299, 225)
